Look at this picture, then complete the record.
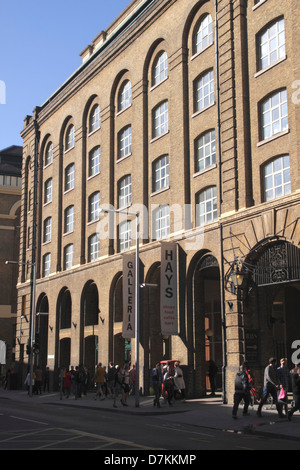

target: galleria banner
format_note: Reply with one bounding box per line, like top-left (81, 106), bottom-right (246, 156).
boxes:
top-left (122, 253), bottom-right (136, 338)
top-left (160, 242), bottom-right (178, 336)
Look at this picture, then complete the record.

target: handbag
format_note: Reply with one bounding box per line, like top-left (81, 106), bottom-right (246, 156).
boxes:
top-left (278, 388), bottom-right (286, 401)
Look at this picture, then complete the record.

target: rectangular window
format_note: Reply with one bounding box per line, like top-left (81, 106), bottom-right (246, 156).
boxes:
top-left (119, 220), bottom-right (131, 252)
top-left (153, 101), bottom-right (168, 138)
top-left (153, 155), bottom-right (169, 192)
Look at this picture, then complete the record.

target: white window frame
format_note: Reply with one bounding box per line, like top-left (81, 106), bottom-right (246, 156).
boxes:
top-left (118, 126), bottom-right (132, 159)
top-left (64, 244), bottom-right (74, 270)
top-left (88, 146), bottom-right (101, 177)
top-left (258, 18), bottom-right (285, 71)
top-left (42, 253), bottom-right (51, 277)
top-left (196, 186), bottom-right (217, 226)
top-left (119, 220), bottom-right (131, 252)
top-left (195, 130), bottom-right (216, 173)
top-left (66, 125), bottom-right (75, 150)
top-left (64, 205), bottom-right (74, 233)
top-left (153, 155), bottom-right (169, 192)
top-left (65, 163), bottom-right (75, 192)
top-left (45, 142), bottom-right (53, 166)
top-left (43, 217), bottom-right (52, 243)
top-left (195, 70), bottom-right (214, 112)
top-left (260, 89), bottom-right (288, 140)
top-left (153, 51), bottom-right (168, 86)
top-left (263, 155), bottom-right (291, 202)
top-left (118, 175), bottom-right (132, 209)
top-left (89, 104), bottom-right (101, 132)
top-left (153, 101), bottom-right (168, 138)
top-left (88, 191), bottom-right (100, 222)
top-left (153, 204), bottom-right (170, 240)
top-left (118, 80), bottom-right (132, 111)
top-left (44, 178), bottom-right (52, 204)
top-left (195, 14), bottom-right (213, 54)
top-left (88, 233), bottom-right (100, 262)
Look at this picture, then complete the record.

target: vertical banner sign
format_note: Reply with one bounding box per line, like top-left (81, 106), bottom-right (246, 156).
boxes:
top-left (160, 242), bottom-right (178, 335)
top-left (122, 253), bottom-right (135, 338)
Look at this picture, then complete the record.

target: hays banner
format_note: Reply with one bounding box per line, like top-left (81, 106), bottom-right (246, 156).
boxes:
top-left (122, 253), bottom-right (136, 338)
top-left (160, 242), bottom-right (178, 336)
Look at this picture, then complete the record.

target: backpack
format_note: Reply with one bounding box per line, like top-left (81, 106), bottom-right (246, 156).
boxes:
top-left (235, 371), bottom-right (249, 392)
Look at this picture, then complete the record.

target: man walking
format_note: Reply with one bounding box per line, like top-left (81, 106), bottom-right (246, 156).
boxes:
top-left (257, 357), bottom-right (284, 418)
top-left (232, 364), bottom-right (251, 419)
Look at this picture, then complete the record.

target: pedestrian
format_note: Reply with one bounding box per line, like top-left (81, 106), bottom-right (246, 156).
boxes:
top-left (43, 366), bottom-right (50, 393)
top-left (74, 365), bottom-right (82, 399)
top-left (63, 368), bottom-right (72, 398)
top-left (256, 357), bottom-right (284, 418)
top-left (107, 362), bottom-right (115, 398)
top-left (288, 365), bottom-right (300, 421)
top-left (70, 366), bottom-right (76, 396)
top-left (121, 363), bottom-right (130, 406)
top-left (232, 364), bottom-right (251, 419)
top-left (129, 364), bottom-right (136, 395)
top-left (277, 358), bottom-right (290, 415)
top-left (244, 362), bottom-right (259, 406)
top-left (35, 366), bottom-right (43, 395)
top-left (208, 360), bottom-right (218, 397)
top-left (82, 367), bottom-right (90, 396)
top-left (163, 365), bottom-right (175, 406)
top-left (150, 363), bottom-right (163, 407)
top-left (93, 363), bottom-right (105, 400)
top-left (174, 361), bottom-right (186, 402)
top-left (113, 365), bottom-right (123, 408)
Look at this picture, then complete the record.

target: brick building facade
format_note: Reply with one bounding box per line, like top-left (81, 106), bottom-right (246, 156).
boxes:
top-left (16, 0), bottom-right (300, 401)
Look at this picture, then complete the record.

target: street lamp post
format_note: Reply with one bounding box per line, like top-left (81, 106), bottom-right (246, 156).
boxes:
top-left (100, 208), bottom-right (140, 407)
top-left (5, 260), bottom-right (36, 397)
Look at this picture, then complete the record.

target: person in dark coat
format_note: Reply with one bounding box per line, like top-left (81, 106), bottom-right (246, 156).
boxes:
top-left (232, 364), bottom-right (251, 419)
top-left (288, 365), bottom-right (300, 421)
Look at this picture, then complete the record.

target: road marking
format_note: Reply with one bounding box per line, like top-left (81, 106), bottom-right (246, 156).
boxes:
top-left (10, 415), bottom-right (48, 425)
top-left (147, 423), bottom-right (213, 437)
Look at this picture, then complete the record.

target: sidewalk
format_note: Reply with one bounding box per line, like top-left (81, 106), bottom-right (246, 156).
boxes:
top-left (1, 388), bottom-right (300, 442)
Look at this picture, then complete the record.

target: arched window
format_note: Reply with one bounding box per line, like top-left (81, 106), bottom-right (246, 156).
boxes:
top-left (152, 51), bottom-right (168, 86)
top-left (89, 104), bottom-right (101, 132)
top-left (195, 130), bottom-right (216, 173)
top-left (152, 204), bottom-right (170, 240)
top-left (118, 126), bottom-right (132, 159)
top-left (88, 191), bottom-right (100, 222)
top-left (153, 155), bottom-right (169, 192)
top-left (64, 205), bottom-right (74, 233)
top-left (153, 101), bottom-right (168, 138)
top-left (257, 18), bottom-right (285, 71)
top-left (88, 233), bottom-right (100, 262)
top-left (196, 186), bottom-right (217, 226)
top-left (65, 124), bottom-right (75, 150)
top-left (118, 175), bottom-right (132, 209)
top-left (194, 14), bottom-right (213, 54)
top-left (262, 155), bottom-right (291, 202)
top-left (260, 89), bottom-right (288, 140)
top-left (118, 80), bottom-right (132, 111)
top-left (45, 142), bottom-right (53, 166)
top-left (88, 146), bottom-right (101, 177)
top-left (194, 70), bottom-right (214, 112)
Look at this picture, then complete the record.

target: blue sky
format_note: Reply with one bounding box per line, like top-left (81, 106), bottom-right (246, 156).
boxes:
top-left (0, 0), bottom-right (131, 150)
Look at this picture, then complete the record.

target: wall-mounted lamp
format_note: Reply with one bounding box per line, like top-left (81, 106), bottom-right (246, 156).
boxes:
top-left (72, 322), bottom-right (77, 329)
top-left (21, 314), bottom-right (29, 323)
top-left (100, 316), bottom-right (105, 325)
top-left (49, 325), bottom-right (53, 332)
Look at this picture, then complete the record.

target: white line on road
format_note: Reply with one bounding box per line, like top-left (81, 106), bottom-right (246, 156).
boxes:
top-left (10, 415), bottom-right (48, 425)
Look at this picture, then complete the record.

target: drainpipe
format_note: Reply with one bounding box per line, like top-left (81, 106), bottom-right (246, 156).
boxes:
top-left (214, 0), bottom-right (227, 404)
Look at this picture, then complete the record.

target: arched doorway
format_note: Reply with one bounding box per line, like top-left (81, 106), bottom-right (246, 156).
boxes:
top-left (35, 293), bottom-right (49, 369)
top-left (109, 273), bottom-right (129, 366)
top-left (190, 252), bottom-right (223, 396)
top-left (244, 240), bottom-right (300, 371)
top-left (81, 281), bottom-right (99, 375)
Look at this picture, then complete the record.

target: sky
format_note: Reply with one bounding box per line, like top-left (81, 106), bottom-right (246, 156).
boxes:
top-left (0, 0), bottom-right (131, 150)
